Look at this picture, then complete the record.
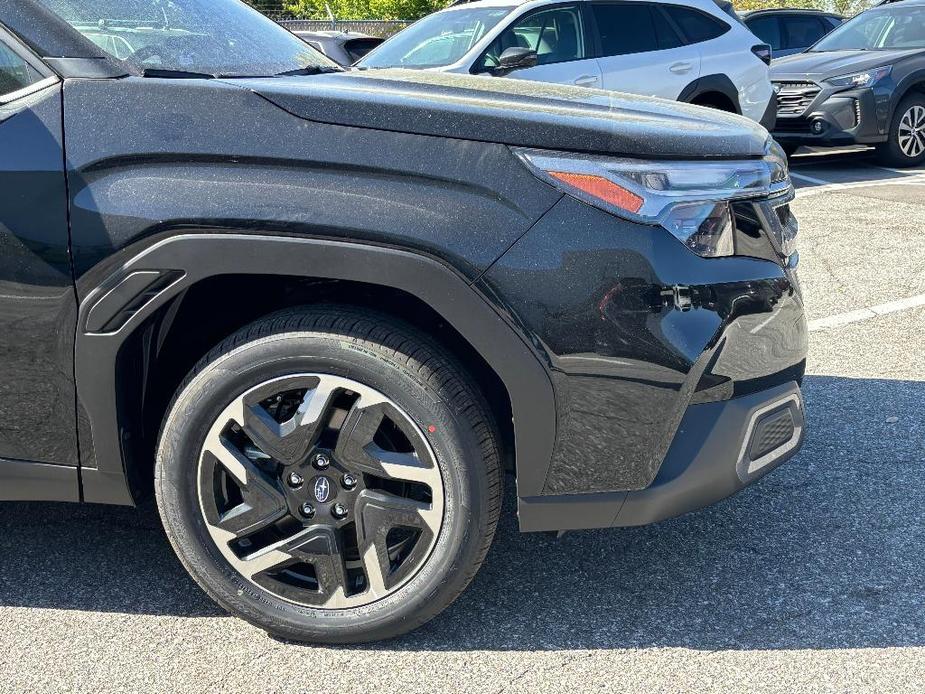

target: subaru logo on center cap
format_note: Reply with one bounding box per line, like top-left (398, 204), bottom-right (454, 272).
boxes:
top-left (313, 476), bottom-right (331, 503)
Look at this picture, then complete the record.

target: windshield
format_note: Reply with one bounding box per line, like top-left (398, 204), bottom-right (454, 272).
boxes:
top-left (358, 7), bottom-right (513, 69)
top-left (811, 6), bottom-right (925, 51)
top-left (37, 0), bottom-right (338, 77)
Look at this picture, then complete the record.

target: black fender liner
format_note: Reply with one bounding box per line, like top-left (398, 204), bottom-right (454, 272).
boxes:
top-left (75, 233), bottom-right (557, 509)
top-left (678, 74), bottom-right (742, 114)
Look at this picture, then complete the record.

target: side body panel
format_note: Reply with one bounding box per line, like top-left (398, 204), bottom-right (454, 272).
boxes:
top-left (504, 58), bottom-right (603, 90)
top-left (64, 77), bottom-right (559, 295)
top-left (701, 31), bottom-right (773, 123)
top-left (597, 44), bottom-right (701, 100)
top-left (0, 83), bottom-right (78, 473)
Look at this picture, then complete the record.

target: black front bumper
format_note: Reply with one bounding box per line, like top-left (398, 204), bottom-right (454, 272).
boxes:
top-left (482, 193), bottom-right (809, 533)
top-left (518, 381), bottom-right (805, 532)
top-left (772, 83), bottom-right (890, 148)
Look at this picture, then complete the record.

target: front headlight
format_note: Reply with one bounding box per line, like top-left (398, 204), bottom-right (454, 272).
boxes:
top-left (515, 140), bottom-right (790, 258)
top-left (826, 65), bottom-right (891, 89)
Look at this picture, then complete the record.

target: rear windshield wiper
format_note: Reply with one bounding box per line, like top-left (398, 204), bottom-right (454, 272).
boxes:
top-left (141, 68), bottom-right (216, 79)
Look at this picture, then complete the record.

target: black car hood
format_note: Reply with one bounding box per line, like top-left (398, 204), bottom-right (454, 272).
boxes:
top-left (771, 48), bottom-right (920, 81)
top-left (229, 69), bottom-right (770, 159)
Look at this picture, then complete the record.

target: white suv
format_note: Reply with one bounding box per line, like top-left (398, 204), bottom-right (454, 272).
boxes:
top-left (357, 0), bottom-right (776, 127)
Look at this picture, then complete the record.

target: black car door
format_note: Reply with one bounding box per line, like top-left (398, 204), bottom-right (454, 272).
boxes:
top-left (0, 26), bottom-right (79, 484)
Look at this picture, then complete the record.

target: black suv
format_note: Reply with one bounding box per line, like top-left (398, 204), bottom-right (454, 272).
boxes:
top-left (770, 0), bottom-right (925, 165)
top-left (0, 0), bottom-right (807, 643)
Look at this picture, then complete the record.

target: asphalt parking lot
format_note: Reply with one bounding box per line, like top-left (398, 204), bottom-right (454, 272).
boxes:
top-left (2, 148), bottom-right (924, 693)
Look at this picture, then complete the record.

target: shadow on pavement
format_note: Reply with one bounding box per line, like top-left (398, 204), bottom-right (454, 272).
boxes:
top-left (1, 374), bottom-right (923, 651)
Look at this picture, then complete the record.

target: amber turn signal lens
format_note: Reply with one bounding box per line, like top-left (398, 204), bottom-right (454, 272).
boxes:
top-left (548, 171), bottom-right (644, 214)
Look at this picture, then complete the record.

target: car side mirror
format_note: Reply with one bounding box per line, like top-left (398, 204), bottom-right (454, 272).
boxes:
top-left (492, 47), bottom-right (537, 75)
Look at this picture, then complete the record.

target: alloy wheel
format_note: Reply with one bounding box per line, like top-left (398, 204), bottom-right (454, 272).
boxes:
top-left (898, 104), bottom-right (925, 159)
top-left (197, 374), bottom-right (444, 609)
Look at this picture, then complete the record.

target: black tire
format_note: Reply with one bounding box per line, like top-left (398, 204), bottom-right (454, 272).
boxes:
top-left (154, 306), bottom-right (502, 643)
top-left (876, 94), bottom-right (925, 168)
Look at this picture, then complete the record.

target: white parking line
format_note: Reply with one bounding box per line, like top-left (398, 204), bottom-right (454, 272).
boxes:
top-left (808, 294), bottom-right (925, 331)
top-left (869, 164), bottom-right (925, 176)
top-left (790, 171), bottom-right (834, 186)
top-left (795, 174), bottom-right (925, 198)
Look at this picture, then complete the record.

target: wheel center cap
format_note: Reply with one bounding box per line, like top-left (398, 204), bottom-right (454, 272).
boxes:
top-left (310, 475), bottom-right (335, 504)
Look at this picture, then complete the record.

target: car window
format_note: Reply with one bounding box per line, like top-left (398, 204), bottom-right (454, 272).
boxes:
top-left (652, 7), bottom-right (684, 49)
top-left (591, 4), bottom-right (658, 56)
top-left (747, 16), bottom-right (782, 51)
top-left (360, 7), bottom-right (513, 69)
top-left (479, 6), bottom-right (585, 69)
top-left (0, 42), bottom-right (43, 99)
top-left (664, 5), bottom-right (730, 44)
top-left (343, 38), bottom-right (383, 62)
top-left (781, 16), bottom-right (827, 50)
top-left (35, 0), bottom-right (336, 77)
top-left (812, 6), bottom-right (925, 51)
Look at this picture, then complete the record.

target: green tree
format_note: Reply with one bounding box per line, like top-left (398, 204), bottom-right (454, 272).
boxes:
top-left (732, 0), bottom-right (873, 15)
top-left (282, 0), bottom-right (448, 20)
top-left (734, 0), bottom-right (817, 9)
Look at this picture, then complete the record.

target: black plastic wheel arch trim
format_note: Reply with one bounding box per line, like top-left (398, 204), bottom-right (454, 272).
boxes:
top-left (678, 74), bottom-right (743, 115)
top-left (74, 232), bottom-right (556, 511)
top-left (84, 270), bottom-right (185, 333)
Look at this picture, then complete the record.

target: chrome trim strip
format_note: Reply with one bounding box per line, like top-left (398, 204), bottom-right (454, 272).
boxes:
top-left (0, 77), bottom-right (60, 106)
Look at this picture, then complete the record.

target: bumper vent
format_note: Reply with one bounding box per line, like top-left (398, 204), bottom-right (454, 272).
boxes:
top-left (775, 81), bottom-right (821, 117)
top-left (750, 408), bottom-right (796, 459)
top-left (736, 392), bottom-right (804, 482)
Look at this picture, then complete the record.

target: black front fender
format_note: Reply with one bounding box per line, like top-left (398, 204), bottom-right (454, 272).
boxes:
top-left (75, 233), bottom-right (557, 508)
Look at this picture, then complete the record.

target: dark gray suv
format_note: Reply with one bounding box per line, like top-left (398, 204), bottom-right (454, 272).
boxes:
top-left (770, 0), bottom-right (925, 165)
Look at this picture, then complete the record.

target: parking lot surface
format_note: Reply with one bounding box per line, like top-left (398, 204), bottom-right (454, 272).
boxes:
top-left (2, 148), bottom-right (924, 693)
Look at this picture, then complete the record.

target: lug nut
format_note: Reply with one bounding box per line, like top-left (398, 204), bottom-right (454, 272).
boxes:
top-left (314, 454), bottom-right (331, 470)
top-left (300, 502), bottom-right (315, 519)
top-left (331, 503), bottom-right (349, 519)
top-left (287, 472), bottom-right (304, 488)
top-left (342, 473), bottom-right (358, 490)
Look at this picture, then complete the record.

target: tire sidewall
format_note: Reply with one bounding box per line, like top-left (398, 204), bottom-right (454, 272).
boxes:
top-left (156, 330), bottom-right (490, 643)
top-left (884, 96), bottom-right (925, 167)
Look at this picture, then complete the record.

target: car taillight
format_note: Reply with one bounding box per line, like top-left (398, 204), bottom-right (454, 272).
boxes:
top-left (752, 44), bottom-right (772, 65)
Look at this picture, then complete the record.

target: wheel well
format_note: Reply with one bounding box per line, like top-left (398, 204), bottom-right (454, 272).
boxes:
top-left (115, 275), bottom-right (515, 500)
top-left (690, 91), bottom-right (738, 113)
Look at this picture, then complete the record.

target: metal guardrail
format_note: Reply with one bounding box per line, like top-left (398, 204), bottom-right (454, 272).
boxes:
top-left (278, 19), bottom-right (410, 37)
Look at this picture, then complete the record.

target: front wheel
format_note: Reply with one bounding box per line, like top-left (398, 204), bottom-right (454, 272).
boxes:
top-left (155, 306), bottom-right (502, 643)
top-left (877, 96), bottom-right (925, 168)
